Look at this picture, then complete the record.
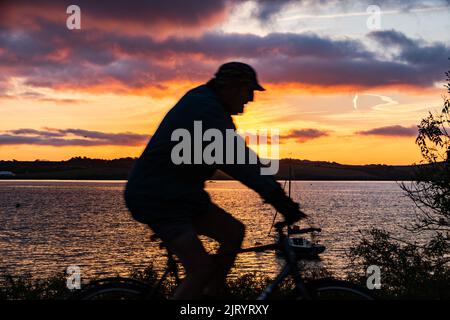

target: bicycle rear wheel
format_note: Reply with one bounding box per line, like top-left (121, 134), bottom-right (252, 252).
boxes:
top-left (72, 278), bottom-right (151, 300)
top-left (306, 279), bottom-right (375, 300)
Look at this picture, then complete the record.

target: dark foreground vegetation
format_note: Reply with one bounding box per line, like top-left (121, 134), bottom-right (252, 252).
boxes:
top-left (0, 264), bottom-right (330, 300)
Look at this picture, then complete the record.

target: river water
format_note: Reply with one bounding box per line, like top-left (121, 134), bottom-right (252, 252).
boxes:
top-left (0, 180), bottom-right (421, 281)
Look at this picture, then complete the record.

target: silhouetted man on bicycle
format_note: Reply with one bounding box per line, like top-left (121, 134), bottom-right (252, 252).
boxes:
top-left (125, 62), bottom-right (306, 299)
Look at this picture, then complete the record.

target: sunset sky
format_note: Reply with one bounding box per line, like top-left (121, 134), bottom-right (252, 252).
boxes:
top-left (1, 0), bottom-right (450, 164)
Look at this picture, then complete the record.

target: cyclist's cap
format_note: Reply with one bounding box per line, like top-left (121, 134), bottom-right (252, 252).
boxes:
top-left (214, 62), bottom-right (265, 91)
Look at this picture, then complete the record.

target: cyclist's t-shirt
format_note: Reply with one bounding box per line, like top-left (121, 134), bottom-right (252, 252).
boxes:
top-left (124, 83), bottom-right (281, 223)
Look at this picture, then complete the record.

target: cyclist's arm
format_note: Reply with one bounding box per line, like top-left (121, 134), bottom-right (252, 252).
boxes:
top-left (198, 99), bottom-right (287, 203)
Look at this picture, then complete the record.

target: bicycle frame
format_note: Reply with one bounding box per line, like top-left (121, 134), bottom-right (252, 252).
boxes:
top-left (255, 237), bottom-right (312, 300)
top-left (77, 222), bottom-right (374, 301)
top-left (150, 222), bottom-right (316, 300)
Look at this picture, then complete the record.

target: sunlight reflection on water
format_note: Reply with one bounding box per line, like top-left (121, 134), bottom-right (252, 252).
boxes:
top-left (0, 180), bottom-right (421, 281)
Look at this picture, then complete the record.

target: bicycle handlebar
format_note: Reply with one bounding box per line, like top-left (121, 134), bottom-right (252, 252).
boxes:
top-left (289, 227), bottom-right (322, 234)
top-left (274, 221), bottom-right (321, 234)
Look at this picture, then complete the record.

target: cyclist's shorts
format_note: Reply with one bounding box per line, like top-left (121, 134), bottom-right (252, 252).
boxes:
top-left (147, 215), bottom-right (200, 243)
top-left (124, 195), bottom-right (212, 243)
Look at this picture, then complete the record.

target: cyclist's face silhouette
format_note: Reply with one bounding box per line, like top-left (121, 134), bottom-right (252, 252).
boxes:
top-left (227, 84), bottom-right (255, 115)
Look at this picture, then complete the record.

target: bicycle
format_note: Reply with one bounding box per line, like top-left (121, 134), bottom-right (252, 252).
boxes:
top-left (73, 221), bottom-right (375, 300)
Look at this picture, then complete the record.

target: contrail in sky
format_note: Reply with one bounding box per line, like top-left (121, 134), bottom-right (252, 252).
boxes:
top-left (353, 94), bottom-right (358, 110)
top-left (277, 6), bottom-right (450, 21)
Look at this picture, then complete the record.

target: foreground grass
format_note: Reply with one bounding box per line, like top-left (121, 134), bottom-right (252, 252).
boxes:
top-left (346, 228), bottom-right (450, 300)
top-left (2, 256), bottom-right (447, 299)
top-left (0, 262), bottom-right (331, 300)
top-left (0, 272), bottom-right (70, 300)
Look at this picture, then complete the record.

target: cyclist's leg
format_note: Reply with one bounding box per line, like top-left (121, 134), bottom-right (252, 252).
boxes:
top-left (164, 230), bottom-right (215, 300)
top-left (192, 204), bottom-right (245, 296)
top-left (129, 199), bottom-right (218, 300)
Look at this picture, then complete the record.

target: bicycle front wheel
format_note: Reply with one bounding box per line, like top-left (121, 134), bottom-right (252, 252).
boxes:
top-left (306, 279), bottom-right (375, 300)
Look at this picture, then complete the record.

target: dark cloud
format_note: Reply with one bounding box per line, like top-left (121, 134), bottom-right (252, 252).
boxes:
top-left (114, 32), bottom-right (371, 60)
top-left (369, 30), bottom-right (450, 68)
top-left (0, 89), bottom-right (83, 103)
top-left (0, 128), bottom-right (150, 146)
top-left (368, 29), bottom-right (450, 85)
top-left (368, 30), bottom-right (416, 49)
top-left (255, 55), bottom-right (436, 87)
top-left (8, 129), bottom-right (66, 138)
top-left (2, 0), bottom-right (448, 31)
top-left (282, 128), bottom-right (330, 142)
top-left (356, 125), bottom-right (418, 137)
top-left (249, 0), bottom-right (295, 21)
top-left (0, 2), bottom-right (449, 92)
top-left (0, 24), bottom-right (370, 66)
top-left (3, 24), bottom-right (448, 91)
top-left (0, 0), bottom-right (232, 32)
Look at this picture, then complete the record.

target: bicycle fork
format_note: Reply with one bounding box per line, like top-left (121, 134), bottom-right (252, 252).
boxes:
top-left (256, 241), bottom-right (311, 300)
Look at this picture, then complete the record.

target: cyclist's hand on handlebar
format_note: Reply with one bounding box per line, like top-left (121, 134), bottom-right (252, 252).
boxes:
top-left (274, 208), bottom-right (307, 229)
top-left (266, 188), bottom-right (307, 224)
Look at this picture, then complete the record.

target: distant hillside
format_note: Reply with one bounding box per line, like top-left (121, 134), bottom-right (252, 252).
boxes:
top-left (0, 157), bottom-right (421, 180)
top-left (275, 159), bottom-right (418, 181)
